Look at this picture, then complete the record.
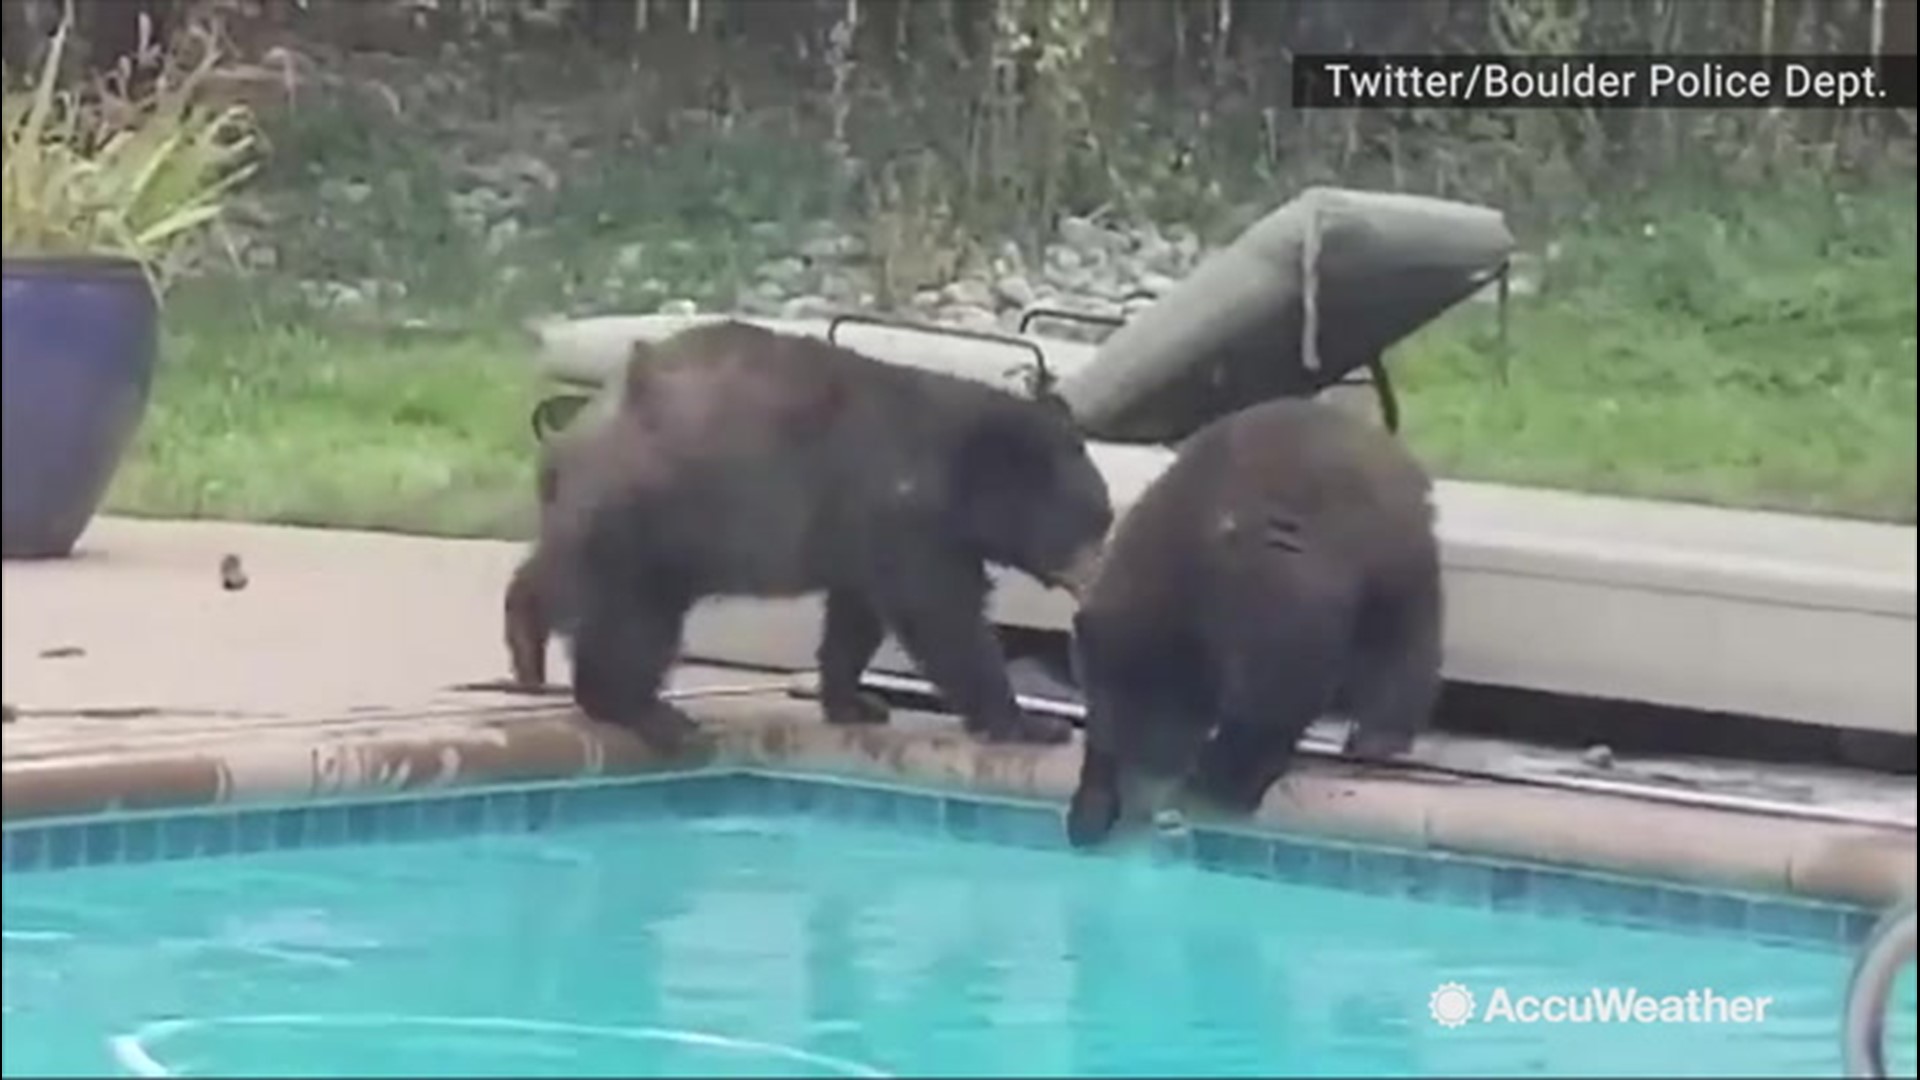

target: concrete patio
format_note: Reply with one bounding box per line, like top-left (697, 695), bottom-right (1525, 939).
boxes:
top-left (3, 516), bottom-right (1913, 910)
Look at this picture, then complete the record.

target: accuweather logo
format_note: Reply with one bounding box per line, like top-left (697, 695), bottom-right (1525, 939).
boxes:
top-left (1428, 982), bottom-right (1776, 1026)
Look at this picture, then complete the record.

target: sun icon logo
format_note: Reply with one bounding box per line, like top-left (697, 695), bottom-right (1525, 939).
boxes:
top-left (1429, 982), bottom-right (1476, 1028)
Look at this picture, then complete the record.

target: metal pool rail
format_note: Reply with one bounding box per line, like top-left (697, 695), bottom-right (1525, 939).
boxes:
top-left (1844, 898), bottom-right (1917, 1078)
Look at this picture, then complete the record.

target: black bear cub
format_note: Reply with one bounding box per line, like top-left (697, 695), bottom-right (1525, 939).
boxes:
top-left (1065, 397), bottom-right (1441, 848)
top-left (510, 320), bottom-right (1113, 752)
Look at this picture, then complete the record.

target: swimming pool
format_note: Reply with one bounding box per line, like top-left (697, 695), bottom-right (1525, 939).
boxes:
top-left (4, 772), bottom-right (1915, 1078)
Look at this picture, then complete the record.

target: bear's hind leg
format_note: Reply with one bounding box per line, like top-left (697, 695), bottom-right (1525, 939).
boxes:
top-left (1336, 580), bottom-right (1442, 762)
top-left (817, 589), bottom-right (891, 726)
top-left (1185, 595), bottom-right (1349, 816)
top-left (571, 590), bottom-right (701, 753)
top-left (503, 555), bottom-right (550, 687)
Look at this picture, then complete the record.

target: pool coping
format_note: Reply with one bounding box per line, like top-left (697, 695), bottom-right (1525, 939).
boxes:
top-left (4, 689), bottom-right (1913, 919)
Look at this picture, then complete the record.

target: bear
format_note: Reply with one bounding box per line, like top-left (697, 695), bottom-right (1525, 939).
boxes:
top-left (1064, 396), bottom-right (1441, 849)
top-left (518, 319), bottom-right (1114, 753)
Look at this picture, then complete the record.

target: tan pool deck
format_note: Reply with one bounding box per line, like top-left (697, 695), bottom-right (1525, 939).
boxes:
top-left (3, 516), bottom-right (1914, 911)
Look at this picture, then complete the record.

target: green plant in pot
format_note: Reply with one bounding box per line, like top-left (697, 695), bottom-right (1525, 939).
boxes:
top-left (2, 11), bottom-right (260, 557)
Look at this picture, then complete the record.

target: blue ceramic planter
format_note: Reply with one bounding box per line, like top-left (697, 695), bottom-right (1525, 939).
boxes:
top-left (2, 256), bottom-right (159, 558)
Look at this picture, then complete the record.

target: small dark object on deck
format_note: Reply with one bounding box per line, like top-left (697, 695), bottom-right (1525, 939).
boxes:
top-left (450, 678), bottom-right (573, 698)
top-left (219, 553), bottom-right (248, 591)
top-left (2, 703), bottom-right (14, 724)
top-left (37, 645), bottom-right (85, 659)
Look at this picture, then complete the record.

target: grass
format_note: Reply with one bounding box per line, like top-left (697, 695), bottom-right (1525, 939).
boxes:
top-left (101, 131), bottom-right (1916, 534)
top-left (1392, 179), bottom-right (1916, 521)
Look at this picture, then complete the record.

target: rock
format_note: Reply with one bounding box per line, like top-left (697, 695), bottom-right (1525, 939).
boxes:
top-left (993, 274), bottom-right (1036, 310)
top-left (1046, 244), bottom-right (1084, 273)
top-left (657, 298), bottom-right (698, 316)
top-left (319, 178), bottom-right (373, 205)
top-left (942, 277), bottom-right (995, 309)
top-left (1580, 744), bottom-right (1616, 769)
top-left (800, 233), bottom-right (864, 261)
top-left (821, 270), bottom-right (864, 304)
top-left (306, 280), bottom-right (370, 310)
top-left (758, 257), bottom-right (807, 288)
top-left (748, 220), bottom-right (788, 244)
top-left (739, 283), bottom-right (786, 316)
top-left (782, 295), bottom-right (837, 319)
top-left (484, 218), bottom-right (521, 254)
top-left (1167, 224), bottom-right (1202, 267)
top-left (614, 243), bottom-right (647, 272)
top-left (1135, 271), bottom-right (1178, 298)
top-left (1059, 215), bottom-right (1113, 254)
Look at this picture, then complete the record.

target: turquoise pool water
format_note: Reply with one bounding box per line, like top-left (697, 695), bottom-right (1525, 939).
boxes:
top-left (4, 806), bottom-right (1914, 1078)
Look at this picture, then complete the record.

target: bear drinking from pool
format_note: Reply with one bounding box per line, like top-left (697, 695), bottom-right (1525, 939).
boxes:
top-left (512, 320), bottom-right (1113, 752)
top-left (1065, 397), bottom-right (1441, 849)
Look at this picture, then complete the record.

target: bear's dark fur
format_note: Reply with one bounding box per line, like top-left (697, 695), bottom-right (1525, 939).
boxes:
top-left (517, 320), bottom-right (1114, 751)
top-left (504, 381), bottom-right (622, 689)
top-left (1065, 397), bottom-right (1441, 849)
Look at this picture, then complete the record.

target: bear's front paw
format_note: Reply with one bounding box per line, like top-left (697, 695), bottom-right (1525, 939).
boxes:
top-left (971, 710), bottom-right (1073, 746)
top-left (822, 691), bottom-right (892, 727)
top-left (1065, 784), bottom-right (1120, 849)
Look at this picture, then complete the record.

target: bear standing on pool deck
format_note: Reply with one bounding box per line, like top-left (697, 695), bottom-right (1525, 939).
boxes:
top-left (1066, 397), bottom-right (1442, 848)
top-left (508, 320), bottom-right (1114, 754)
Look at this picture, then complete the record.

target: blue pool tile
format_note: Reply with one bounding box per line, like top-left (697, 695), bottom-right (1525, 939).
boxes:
top-left (202, 814), bottom-right (238, 858)
top-left (344, 803), bottom-right (383, 844)
top-left (555, 783), bottom-right (628, 826)
top-left (1423, 856), bottom-right (1494, 908)
top-left (156, 816), bottom-right (200, 861)
top-left (1703, 892), bottom-right (1750, 934)
top-left (979, 803), bottom-right (1061, 851)
top-left (45, 825), bottom-right (85, 870)
top-left (1749, 899), bottom-right (1843, 946)
top-left (270, 807), bottom-right (306, 849)
top-left (864, 788), bottom-right (943, 832)
top-left (817, 783), bottom-right (894, 825)
top-left (942, 797), bottom-right (982, 840)
top-left (1657, 886), bottom-right (1708, 930)
top-left (1571, 876), bottom-right (1660, 928)
top-left (81, 821), bottom-right (123, 865)
top-left (523, 788), bottom-right (557, 832)
top-left (8, 828), bottom-right (46, 872)
top-left (1193, 829), bottom-right (1274, 878)
top-left (1840, 908), bottom-right (1877, 946)
top-left (412, 794), bottom-right (460, 839)
top-left (1487, 864), bottom-right (1531, 909)
top-left (480, 791), bottom-right (525, 833)
top-left (1350, 849), bottom-right (1426, 897)
top-left (376, 799), bottom-right (421, 843)
top-left (730, 774), bottom-right (787, 816)
top-left (1268, 837), bottom-right (1316, 883)
top-left (233, 810), bottom-right (277, 854)
top-left (1523, 868), bottom-right (1592, 917)
top-left (305, 804), bottom-right (349, 849)
top-left (447, 794), bottom-right (486, 835)
top-left (1307, 845), bottom-right (1356, 890)
top-left (122, 817), bottom-right (161, 864)
top-left (778, 777), bottom-right (820, 816)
